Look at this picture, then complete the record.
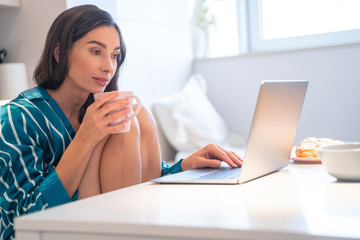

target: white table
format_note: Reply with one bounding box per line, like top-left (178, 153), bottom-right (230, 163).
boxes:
top-left (14, 164), bottom-right (360, 240)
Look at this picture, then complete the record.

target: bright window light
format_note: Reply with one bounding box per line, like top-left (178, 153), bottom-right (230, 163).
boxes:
top-left (193, 0), bottom-right (360, 58)
top-left (261, 0), bottom-right (360, 40)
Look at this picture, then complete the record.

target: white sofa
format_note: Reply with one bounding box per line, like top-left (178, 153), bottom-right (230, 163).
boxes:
top-left (152, 74), bottom-right (245, 163)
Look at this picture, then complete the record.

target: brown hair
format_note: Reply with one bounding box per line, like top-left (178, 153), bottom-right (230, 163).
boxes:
top-left (33, 4), bottom-right (126, 122)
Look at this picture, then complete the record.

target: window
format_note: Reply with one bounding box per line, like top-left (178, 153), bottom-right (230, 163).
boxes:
top-left (193, 0), bottom-right (360, 58)
top-left (249, 0), bottom-right (360, 52)
top-left (261, 0), bottom-right (360, 39)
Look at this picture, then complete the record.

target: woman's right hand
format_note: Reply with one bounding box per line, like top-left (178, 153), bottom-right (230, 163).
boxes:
top-left (77, 91), bottom-right (131, 145)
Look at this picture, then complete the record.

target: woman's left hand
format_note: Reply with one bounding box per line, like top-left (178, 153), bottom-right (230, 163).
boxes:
top-left (181, 144), bottom-right (243, 171)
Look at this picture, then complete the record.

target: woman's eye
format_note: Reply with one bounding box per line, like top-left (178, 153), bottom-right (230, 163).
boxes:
top-left (112, 53), bottom-right (119, 59)
top-left (91, 49), bottom-right (101, 55)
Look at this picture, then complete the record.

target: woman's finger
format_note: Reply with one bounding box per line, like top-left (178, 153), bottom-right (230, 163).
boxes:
top-left (193, 157), bottom-right (222, 169)
top-left (217, 146), bottom-right (243, 167)
top-left (92, 91), bottom-right (119, 109)
top-left (108, 119), bottom-right (128, 133)
top-left (105, 107), bottom-right (132, 125)
top-left (99, 99), bottom-right (130, 116)
top-left (204, 144), bottom-right (238, 168)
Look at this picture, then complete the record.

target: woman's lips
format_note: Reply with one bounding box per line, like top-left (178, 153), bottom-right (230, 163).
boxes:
top-left (93, 77), bottom-right (109, 86)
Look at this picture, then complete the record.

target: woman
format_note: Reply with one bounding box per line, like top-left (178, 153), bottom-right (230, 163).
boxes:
top-left (0, 5), bottom-right (242, 239)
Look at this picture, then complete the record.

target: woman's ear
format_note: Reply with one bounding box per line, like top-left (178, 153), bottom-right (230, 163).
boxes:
top-left (53, 42), bottom-right (60, 63)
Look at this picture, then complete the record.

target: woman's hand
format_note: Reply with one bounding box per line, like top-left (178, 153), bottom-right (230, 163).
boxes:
top-left (181, 144), bottom-right (243, 171)
top-left (77, 92), bottom-right (131, 145)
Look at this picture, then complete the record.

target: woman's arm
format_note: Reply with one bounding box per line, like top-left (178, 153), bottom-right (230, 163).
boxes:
top-left (0, 105), bottom-right (72, 240)
top-left (160, 144), bottom-right (243, 176)
top-left (55, 91), bottom-right (131, 198)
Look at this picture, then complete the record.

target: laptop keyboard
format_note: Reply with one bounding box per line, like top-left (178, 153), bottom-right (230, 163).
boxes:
top-left (194, 168), bottom-right (241, 180)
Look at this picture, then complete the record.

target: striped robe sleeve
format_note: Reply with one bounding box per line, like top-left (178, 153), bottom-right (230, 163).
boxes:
top-left (0, 104), bottom-right (71, 240)
top-left (161, 159), bottom-right (183, 176)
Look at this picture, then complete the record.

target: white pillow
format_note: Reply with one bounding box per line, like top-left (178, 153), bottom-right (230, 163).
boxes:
top-left (153, 74), bottom-right (228, 152)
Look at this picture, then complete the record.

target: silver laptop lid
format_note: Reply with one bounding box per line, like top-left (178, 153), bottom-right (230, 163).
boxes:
top-left (238, 80), bottom-right (308, 183)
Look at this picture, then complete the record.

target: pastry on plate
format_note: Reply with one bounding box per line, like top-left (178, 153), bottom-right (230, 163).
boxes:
top-left (295, 137), bottom-right (343, 158)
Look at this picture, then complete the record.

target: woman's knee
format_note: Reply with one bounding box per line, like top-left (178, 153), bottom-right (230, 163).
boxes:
top-left (103, 118), bottom-right (141, 149)
top-left (128, 117), bottom-right (141, 139)
top-left (135, 106), bottom-right (157, 136)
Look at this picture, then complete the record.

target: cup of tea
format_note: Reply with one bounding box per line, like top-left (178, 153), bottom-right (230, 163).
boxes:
top-left (319, 143), bottom-right (360, 181)
top-left (94, 91), bottom-right (142, 133)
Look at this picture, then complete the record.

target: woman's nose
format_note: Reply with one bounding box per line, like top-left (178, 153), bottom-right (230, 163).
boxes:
top-left (101, 56), bottom-right (115, 73)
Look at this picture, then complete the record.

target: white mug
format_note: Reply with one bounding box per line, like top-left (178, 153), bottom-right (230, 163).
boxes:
top-left (94, 91), bottom-right (142, 133)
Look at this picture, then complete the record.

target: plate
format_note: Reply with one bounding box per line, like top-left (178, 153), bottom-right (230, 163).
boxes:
top-left (290, 156), bottom-right (321, 164)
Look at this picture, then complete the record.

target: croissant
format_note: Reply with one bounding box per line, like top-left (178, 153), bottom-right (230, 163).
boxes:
top-left (295, 137), bottom-right (343, 158)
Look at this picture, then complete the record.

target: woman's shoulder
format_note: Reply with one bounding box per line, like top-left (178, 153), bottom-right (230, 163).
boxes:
top-left (0, 87), bottom-right (50, 120)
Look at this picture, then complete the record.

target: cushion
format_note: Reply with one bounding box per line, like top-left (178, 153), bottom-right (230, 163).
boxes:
top-left (153, 74), bottom-right (228, 152)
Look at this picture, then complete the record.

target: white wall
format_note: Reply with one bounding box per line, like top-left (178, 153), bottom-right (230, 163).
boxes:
top-left (194, 43), bottom-right (360, 144)
top-left (0, 0), bottom-right (66, 87)
top-left (116, 0), bottom-right (193, 107)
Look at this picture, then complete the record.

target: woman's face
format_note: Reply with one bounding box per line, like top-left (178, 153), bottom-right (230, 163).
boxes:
top-left (65, 26), bottom-right (121, 94)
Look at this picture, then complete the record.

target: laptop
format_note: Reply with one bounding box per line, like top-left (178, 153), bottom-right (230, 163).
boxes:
top-left (151, 80), bottom-right (308, 184)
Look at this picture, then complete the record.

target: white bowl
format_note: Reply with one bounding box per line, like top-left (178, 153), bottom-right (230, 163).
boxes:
top-left (319, 143), bottom-right (360, 181)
